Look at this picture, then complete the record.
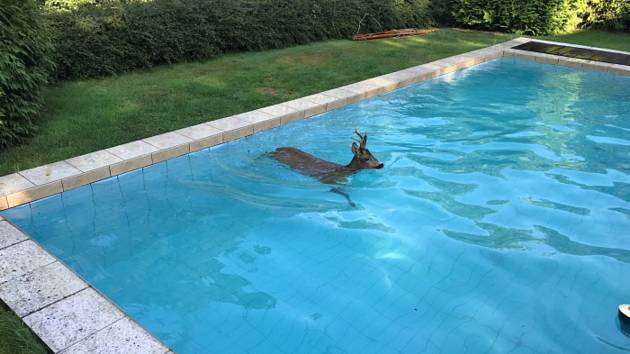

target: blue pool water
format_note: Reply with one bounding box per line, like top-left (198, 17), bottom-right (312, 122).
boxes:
top-left (3, 58), bottom-right (630, 353)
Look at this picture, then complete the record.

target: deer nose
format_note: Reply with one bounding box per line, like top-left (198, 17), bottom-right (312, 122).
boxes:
top-left (376, 163), bottom-right (384, 169)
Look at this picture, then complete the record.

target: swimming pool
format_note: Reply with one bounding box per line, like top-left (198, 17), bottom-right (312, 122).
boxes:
top-left (3, 58), bottom-right (630, 353)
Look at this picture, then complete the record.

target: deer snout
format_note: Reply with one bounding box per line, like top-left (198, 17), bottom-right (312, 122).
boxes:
top-left (376, 163), bottom-right (384, 169)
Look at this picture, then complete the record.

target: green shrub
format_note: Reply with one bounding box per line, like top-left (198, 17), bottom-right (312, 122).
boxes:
top-left (45, 0), bottom-right (434, 81)
top-left (0, 0), bottom-right (53, 147)
top-left (448, 0), bottom-right (590, 35)
top-left (585, 0), bottom-right (630, 32)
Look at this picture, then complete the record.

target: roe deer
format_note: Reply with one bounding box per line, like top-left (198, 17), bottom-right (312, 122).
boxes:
top-left (272, 129), bottom-right (384, 187)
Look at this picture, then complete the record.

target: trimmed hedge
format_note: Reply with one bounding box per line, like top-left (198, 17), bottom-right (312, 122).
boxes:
top-left (0, 0), bottom-right (53, 147)
top-left (46, 0), bottom-right (434, 80)
top-left (586, 0), bottom-right (630, 32)
top-left (438, 0), bottom-right (629, 35)
top-left (448, 0), bottom-right (590, 35)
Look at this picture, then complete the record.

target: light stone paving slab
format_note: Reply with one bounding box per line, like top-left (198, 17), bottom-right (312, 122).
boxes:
top-left (61, 317), bottom-right (168, 354)
top-left (144, 131), bottom-right (192, 150)
top-left (24, 288), bottom-right (125, 353)
top-left (107, 140), bottom-right (158, 175)
top-left (317, 87), bottom-right (363, 109)
top-left (284, 97), bottom-right (327, 118)
top-left (0, 261), bottom-right (87, 317)
top-left (107, 140), bottom-right (158, 160)
top-left (6, 182), bottom-right (64, 208)
top-left (378, 70), bottom-right (421, 88)
top-left (361, 77), bottom-right (400, 92)
top-left (341, 81), bottom-right (384, 99)
top-left (0, 221), bottom-right (27, 250)
top-left (62, 167), bottom-right (110, 192)
top-left (0, 240), bottom-right (55, 284)
top-left (303, 92), bottom-right (343, 107)
top-left (19, 162), bottom-right (81, 186)
top-left (177, 123), bottom-right (223, 152)
top-left (66, 150), bottom-right (122, 173)
top-left (608, 63), bottom-right (630, 76)
top-left (233, 110), bottom-right (279, 133)
top-left (109, 155), bottom-right (153, 176)
top-left (0, 173), bottom-right (35, 196)
top-left (144, 132), bottom-right (192, 163)
top-left (258, 103), bottom-right (305, 125)
top-left (208, 116), bottom-right (254, 142)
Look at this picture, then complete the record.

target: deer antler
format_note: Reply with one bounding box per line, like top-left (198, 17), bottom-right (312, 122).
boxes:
top-left (354, 128), bottom-right (367, 148)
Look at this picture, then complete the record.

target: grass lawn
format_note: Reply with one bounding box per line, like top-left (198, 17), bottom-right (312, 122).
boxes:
top-left (0, 28), bottom-right (515, 175)
top-left (0, 304), bottom-right (50, 354)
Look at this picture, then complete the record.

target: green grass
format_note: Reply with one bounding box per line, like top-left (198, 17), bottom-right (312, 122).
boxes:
top-left (0, 304), bottom-right (50, 354)
top-left (535, 29), bottom-right (630, 52)
top-left (0, 28), bottom-right (514, 174)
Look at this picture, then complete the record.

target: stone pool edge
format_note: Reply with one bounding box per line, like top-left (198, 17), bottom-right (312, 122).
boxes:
top-left (0, 217), bottom-right (173, 353)
top-left (0, 37), bottom-right (629, 354)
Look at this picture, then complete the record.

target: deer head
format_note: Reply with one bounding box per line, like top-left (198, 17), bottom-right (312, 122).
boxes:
top-left (348, 129), bottom-right (384, 170)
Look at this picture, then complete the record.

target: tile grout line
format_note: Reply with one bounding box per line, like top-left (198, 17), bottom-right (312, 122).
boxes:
top-left (56, 315), bottom-right (127, 353)
top-left (0, 236), bottom-right (29, 252)
top-left (19, 284), bottom-right (88, 319)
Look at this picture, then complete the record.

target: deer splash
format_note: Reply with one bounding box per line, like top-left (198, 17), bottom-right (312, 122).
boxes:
top-left (272, 129), bottom-right (384, 198)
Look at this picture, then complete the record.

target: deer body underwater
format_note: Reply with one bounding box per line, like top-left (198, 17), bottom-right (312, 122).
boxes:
top-left (271, 129), bottom-right (384, 185)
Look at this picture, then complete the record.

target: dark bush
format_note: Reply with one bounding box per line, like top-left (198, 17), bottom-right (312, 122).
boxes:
top-left (585, 0), bottom-right (630, 32)
top-left (447, 0), bottom-right (590, 35)
top-left (46, 0), bottom-right (434, 81)
top-left (0, 0), bottom-right (53, 147)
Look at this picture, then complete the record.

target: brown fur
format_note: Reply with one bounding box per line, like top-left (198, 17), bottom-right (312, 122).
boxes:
top-left (272, 130), bottom-right (383, 184)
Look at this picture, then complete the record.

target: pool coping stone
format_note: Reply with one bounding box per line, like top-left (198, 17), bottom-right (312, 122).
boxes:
top-left (0, 37), bottom-right (628, 354)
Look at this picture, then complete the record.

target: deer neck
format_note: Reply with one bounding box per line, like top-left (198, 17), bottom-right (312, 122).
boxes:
top-left (344, 156), bottom-right (362, 171)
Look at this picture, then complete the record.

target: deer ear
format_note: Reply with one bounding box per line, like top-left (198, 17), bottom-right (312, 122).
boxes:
top-left (352, 142), bottom-right (360, 156)
top-left (362, 134), bottom-right (368, 147)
